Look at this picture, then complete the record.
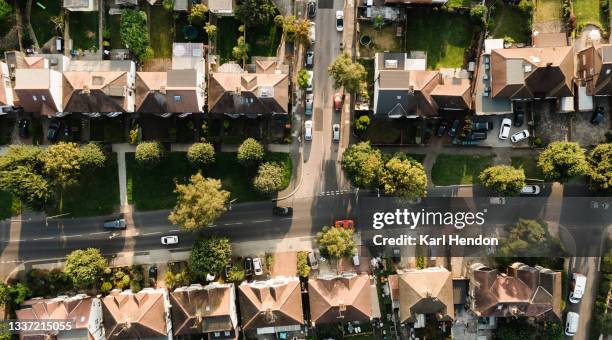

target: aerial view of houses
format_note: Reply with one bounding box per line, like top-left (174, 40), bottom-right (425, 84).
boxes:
top-left (0, 0), bottom-right (610, 339)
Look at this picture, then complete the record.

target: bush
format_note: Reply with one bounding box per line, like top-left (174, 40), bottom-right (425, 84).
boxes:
top-left (101, 282), bottom-right (113, 294)
top-left (135, 142), bottom-right (164, 165)
top-left (416, 256), bottom-right (425, 269)
top-left (237, 138), bottom-right (264, 167)
top-left (253, 162), bottom-right (284, 194)
top-left (129, 280), bottom-right (141, 293)
top-left (163, 0), bottom-right (174, 11)
top-left (187, 142), bottom-right (215, 167)
top-left (129, 125), bottom-right (139, 145)
top-left (297, 251), bottom-right (311, 278)
top-left (227, 263), bottom-right (246, 282)
top-left (355, 115), bottom-right (370, 132)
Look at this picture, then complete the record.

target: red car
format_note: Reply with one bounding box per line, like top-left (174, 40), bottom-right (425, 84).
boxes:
top-left (335, 220), bottom-right (355, 229)
top-left (334, 93), bottom-right (343, 112)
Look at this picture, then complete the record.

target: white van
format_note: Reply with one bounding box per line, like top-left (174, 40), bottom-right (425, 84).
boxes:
top-left (565, 312), bottom-right (579, 336)
top-left (569, 273), bottom-right (587, 303)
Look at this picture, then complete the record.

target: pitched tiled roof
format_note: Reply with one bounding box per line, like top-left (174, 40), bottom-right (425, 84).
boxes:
top-left (102, 289), bottom-right (168, 339)
top-left (14, 68), bottom-right (62, 115)
top-left (431, 77), bottom-right (471, 110)
top-left (63, 71), bottom-right (129, 112)
top-left (170, 284), bottom-right (236, 336)
top-left (578, 44), bottom-right (612, 95)
top-left (238, 277), bottom-right (303, 330)
top-left (308, 274), bottom-right (373, 325)
top-left (392, 268), bottom-right (454, 323)
top-left (375, 70), bottom-right (439, 117)
top-left (208, 72), bottom-right (288, 115)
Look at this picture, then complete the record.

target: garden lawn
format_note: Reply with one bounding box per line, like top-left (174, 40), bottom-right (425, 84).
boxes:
top-left (218, 17), bottom-right (241, 63)
top-left (405, 9), bottom-right (474, 69)
top-left (573, 0), bottom-right (602, 28)
top-left (511, 156), bottom-right (544, 180)
top-left (30, 0), bottom-right (62, 45)
top-left (358, 24), bottom-right (401, 59)
top-left (106, 14), bottom-right (124, 49)
top-left (491, 3), bottom-right (531, 43)
top-left (58, 154), bottom-right (120, 217)
top-left (534, 0), bottom-right (562, 23)
top-left (431, 154), bottom-right (493, 185)
top-left (68, 11), bottom-right (99, 50)
top-left (148, 5), bottom-right (174, 58)
top-left (246, 21), bottom-right (281, 57)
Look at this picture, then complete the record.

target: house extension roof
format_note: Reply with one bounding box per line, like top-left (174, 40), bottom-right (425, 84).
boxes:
top-left (375, 70), bottom-right (439, 117)
top-left (102, 289), bottom-right (168, 339)
top-left (308, 274), bottom-right (374, 325)
top-left (135, 70), bottom-right (203, 113)
top-left (238, 277), bottom-right (303, 330)
top-left (579, 44), bottom-right (612, 95)
top-left (431, 77), bottom-right (471, 110)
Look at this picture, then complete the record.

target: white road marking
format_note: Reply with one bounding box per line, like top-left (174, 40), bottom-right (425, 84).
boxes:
top-left (142, 232), bottom-right (162, 236)
top-left (64, 234), bottom-right (82, 238)
top-left (169, 229), bottom-right (180, 232)
top-left (280, 217), bottom-right (293, 221)
top-left (90, 231), bottom-right (111, 235)
top-left (253, 219), bottom-right (272, 223)
top-left (33, 237), bottom-right (53, 241)
top-left (224, 222), bottom-right (243, 226)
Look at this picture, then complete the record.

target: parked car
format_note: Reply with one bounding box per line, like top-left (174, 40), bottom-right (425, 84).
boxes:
top-left (252, 258), bottom-right (263, 275)
top-left (103, 217), bottom-right (126, 229)
top-left (510, 129), bottom-right (529, 143)
top-left (565, 312), bottom-right (579, 337)
top-left (520, 184), bottom-right (540, 195)
top-left (436, 121), bottom-right (448, 137)
top-left (305, 50), bottom-right (314, 68)
top-left (307, 1), bottom-right (316, 18)
top-left (305, 94), bottom-right (313, 115)
top-left (332, 123), bottom-right (340, 142)
top-left (452, 138), bottom-right (480, 146)
top-left (498, 118), bottom-right (512, 140)
top-left (471, 121), bottom-right (493, 131)
top-left (18, 119), bottom-right (30, 138)
top-left (335, 220), bottom-right (355, 229)
top-left (514, 107), bottom-right (525, 127)
top-left (489, 197), bottom-right (506, 205)
top-left (352, 255), bottom-right (360, 266)
top-left (335, 11), bottom-right (344, 31)
top-left (0, 105), bottom-right (15, 115)
top-left (590, 201), bottom-right (610, 209)
top-left (391, 248), bottom-right (401, 263)
top-left (306, 70), bottom-right (314, 92)
top-left (161, 235), bottom-right (179, 245)
top-left (591, 106), bottom-right (605, 125)
top-left (468, 131), bottom-right (487, 140)
top-left (308, 252), bottom-right (319, 269)
top-left (244, 257), bottom-right (254, 275)
top-left (148, 265), bottom-right (158, 282)
top-left (309, 22), bottom-right (316, 44)
top-left (569, 273), bottom-right (587, 304)
top-left (224, 259), bottom-right (233, 278)
top-left (47, 120), bottom-right (61, 143)
top-left (304, 120), bottom-right (313, 141)
top-left (334, 93), bottom-right (342, 112)
top-left (273, 206), bottom-right (293, 216)
top-left (448, 119), bottom-right (461, 137)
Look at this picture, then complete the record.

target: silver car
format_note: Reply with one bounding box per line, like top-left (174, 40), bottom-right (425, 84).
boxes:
top-left (498, 118), bottom-right (511, 140)
top-left (510, 129), bottom-right (529, 143)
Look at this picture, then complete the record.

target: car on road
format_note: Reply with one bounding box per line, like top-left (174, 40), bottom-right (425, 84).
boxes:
top-left (308, 252), bottom-right (319, 269)
top-left (305, 50), bottom-right (314, 68)
top-left (47, 120), bottom-right (61, 143)
top-left (448, 119), bottom-right (461, 137)
top-left (103, 217), bottom-right (126, 229)
top-left (514, 108), bottom-right (525, 127)
top-left (309, 22), bottom-right (316, 44)
top-left (591, 106), bottom-right (605, 125)
top-left (510, 129), bottom-right (529, 143)
top-left (306, 70), bottom-right (314, 92)
top-left (148, 265), bottom-right (158, 282)
top-left (18, 119), bottom-right (30, 138)
top-left (498, 118), bottom-right (511, 140)
top-left (161, 235), bottom-right (179, 245)
top-left (307, 1), bottom-right (316, 18)
top-left (569, 273), bottom-right (587, 304)
top-left (332, 123), bottom-right (340, 142)
top-left (520, 184), bottom-right (540, 195)
top-left (305, 93), bottom-right (313, 115)
top-left (436, 121), bottom-right (448, 136)
top-left (304, 120), bottom-right (313, 141)
top-left (489, 197), bottom-right (506, 205)
top-left (334, 93), bottom-right (342, 112)
top-left (565, 312), bottom-right (579, 336)
top-left (392, 248), bottom-right (401, 263)
top-left (253, 257), bottom-right (263, 275)
top-left (590, 201), bottom-right (610, 209)
top-left (335, 220), bottom-right (354, 229)
top-left (273, 206), bottom-right (293, 216)
top-left (471, 121), bottom-right (493, 131)
top-left (336, 11), bottom-right (344, 31)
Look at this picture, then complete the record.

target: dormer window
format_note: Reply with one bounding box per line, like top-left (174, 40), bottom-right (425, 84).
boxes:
top-left (41, 95), bottom-right (46, 101)
top-left (174, 95), bottom-right (182, 102)
top-left (32, 95), bottom-right (37, 101)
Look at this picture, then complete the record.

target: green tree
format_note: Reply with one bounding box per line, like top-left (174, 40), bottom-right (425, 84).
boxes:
top-left (292, 19), bottom-right (311, 46)
top-left (188, 3), bottom-right (208, 26)
top-left (355, 115), bottom-right (370, 132)
top-left (0, 166), bottom-right (50, 211)
top-left (373, 14), bottom-right (383, 30)
top-left (587, 143), bottom-right (612, 191)
top-left (232, 36), bottom-right (249, 66)
top-left (188, 237), bottom-right (232, 277)
top-left (64, 248), bottom-right (108, 289)
top-left (227, 263), bottom-right (246, 282)
top-left (479, 165), bottom-right (525, 196)
top-left (538, 142), bottom-right (589, 182)
top-left (237, 138), bottom-right (264, 167)
top-left (297, 69), bottom-right (310, 89)
top-left (316, 226), bottom-right (355, 258)
top-left (498, 219), bottom-right (563, 257)
top-left (135, 142), bottom-right (164, 165)
top-left (100, 282), bottom-right (113, 294)
top-left (187, 142), bottom-right (215, 167)
top-left (169, 173), bottom-right (230, 230)
top-left (235, 0), bottom-right (277, 27)
top-left (205, 23), bottom-right (218, 40)
top-left (328, 53), bottom-right (368, 93)
top-left (163, 0), bottom-right (174, 11)
top-left (9, 283), bottom-right (30, 307)
top-left (380, 157), bottom-right (427, 199)
top-left (0, 284), bottom-right (9, 306)
top-left (79, 143), bottom-right (106, 168)
top-left (44, 142), bottom-right (82, 211)
top-left (518, 0), bottom-right (534, 12)
top-left (470, 4), bottom-right (486, 23)
top-left (341, 142), bottom-right (383, 188)
top-left (596, 313), bottom-right (612, 335)
top-left (253, 162), bottom-right (284, 194)
top-left (297, 251), bottom-right (311, 278)
top-left (0, 0), bottom-right (11, 21)
top-left (120, 10), bottom-right (151, 60)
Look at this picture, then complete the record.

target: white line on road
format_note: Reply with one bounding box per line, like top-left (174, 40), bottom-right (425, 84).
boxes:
top-left (64, 234), bottom-right (82, 238)
top-left (280, 217), bottom-right (292, 221)
top-left (142, 232), bottom-right (162, 236)
top-left (169, 229), bottom-right (180, 232)
top-left (89, 231), bottom-right (111, 235)
top-left (253, 219), bottom-right (272, 223)
top-left (33, 237), bottom-right (53, 241)
top-left (224, 222), bottom-right (243, 226)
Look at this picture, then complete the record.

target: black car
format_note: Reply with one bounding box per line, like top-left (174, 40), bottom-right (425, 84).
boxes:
top-left (468, 131), bottom-right (487, 140)
top-left (148, 265), bottom-right (158, 281)
top-left (392, 248), bottom-right (401, 263)
top-left (471, 121), bottom-right (493, 131)
top-left (514, 108), bottom-right (525, 127)
top-left (436, 121), bottom-right (448, 137)
top-left (273, 206), bottom-right (293, 216)
top-left (448, 119), bottom-right (461, 137)
top-left (591, 106), bottom-right (605, 125)
top-left (307, 1), bottom-right (316, 18)
top-left (47, 120), bottom-right (61, 143)
top-left (224, 259), bottom-right (233, 278)
top-left (18, 119), bottom-right (30, 138)
top-left (244, 257), bottom-right (254, 275)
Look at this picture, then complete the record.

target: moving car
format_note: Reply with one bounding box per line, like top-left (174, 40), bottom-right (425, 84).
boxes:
top-left (336, 11), bottom-right (344, 31)
top-left (565, 312), bottom-right (579, 336)
top-left (305, 94), bottom-right (313, 115)
top-left (304, 120), bottom-right (313, 141)
top-left (489, 197), bottom-right (506, 205)
top-left (224, 259), bottom-right (233, 278)
top-left (448, 119), bottom-right (461, 137)
top-left (47, 120), bottom-right (61, 143)
top-left (244, 257), bottom-right (254, 275)
top-left (306, 70), bottom-right (314, 92)
top-left (335, 220), bottom-right (355, 229)
top-left (334, 93), bottom-right (342, 112)
top-left (520, 184), bottom-right (540, 195)
top-left (307, 1), bottom-right (316, 18)
top-left (510, 129), bottom-right (529, 143)
top-left (103, 217), bottom-right (126, 229)
top-left (273, 206), bottom-right (293, 216)
top-left (161, 235), bottom-right (179, 245)
top-left (253, 258), bottom-right (263, 275)
top-left (18, 119), bottom-right (30, 138)
top-left (514, 107), bottom-right (525, 127)
top-left (471, 121), bottom-right (493, 131)
top-left (591, 106), bottom-right (605, 125)
top-left (436, 121), bottom-right (448, 136)
top-left (309, 22), bottom-right (316, 44)
top-left (590, 201), bottom-right (610, 209)
top-left (569, 273), bottom-right (587, 304)
top-left (308, 252), bottom-right (319, 269)
top-left (498, 118), bottom-right (512, 140)
top-left (305, 50), bottom-right (314, 68)
top-left (332, 123), bottom-right (340, 142)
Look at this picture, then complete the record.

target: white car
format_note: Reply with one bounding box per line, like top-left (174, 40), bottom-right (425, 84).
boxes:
top-left (569, 273), bottom-right (587, 304)
top-left (489, 197), bottom-right (506, 205)
top-left (590, 201), bottom-right (610, 209)
top-left (565, 312), bottom-right (579, 336)
top-left (336, 11), bottom-right (344, 31)
top-left (498, 118), bottom-right (511, 140)
top-left (332, 123), bottom-right (340, 141)
top-left (161, 235), bottom-right (178, 245)
top-left (520, 184), bottom-right (540, 195)
top-left (510, 129), bottom-right (530, 143)
top-left (253, 257), bottom-right (263, 275)
top-left (306, 70), bottom-right (314, 93)
top-left (304, 120), bottom-right (313, 141)
top-left (309, 22), bottom-right (316, 44)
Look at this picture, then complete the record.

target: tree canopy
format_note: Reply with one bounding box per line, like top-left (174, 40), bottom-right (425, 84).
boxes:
top-left (120, 10), bottom-right (152, 60)
top-left (316, 226), bottom-right (355, 258)
top-left (187, 142), bottom-right (215, 167)
top-left (237, 138), bottom-right (264, 167)
top-left (188, 237), bottom-right (232, 277)
top-left (79, 143), bottom-right (106, 168)
top-left (232, 36), bottom-right (249, 65)
top-left (498, 219), bottom-right (563, 257)
top-left (169, 173), bottom-right (230, 230)
top-left (341, 142), bottom-right (383, 189)
top-left (64, 248), bottom-right (108, 289)
top-left (297, 69), bottom-right (309, 89)
top-left (253, 162), bottom-right (284, 195)
top-left (328, 53), bottom-right (368, 93)
top-left (0, 146), bottom-right (49, 210)
top-left (587, 143), bottom-right (612, 191)
top-left (135, 142), bottom-right (164, 165)
top-left (0, 0), bottom-right (11, 21)
top-left (43, 142), bottom-right (82, 188)
top-left (537, 142), bottom-right (589, 182)
top-left (380, 156), bottom-right (427, 198)
top-left (188, 3), bottom-right (208, 26)
top-left (235, 0), bottom-right (277, 27)
top-left (479, 165), bottom-right (525, 196)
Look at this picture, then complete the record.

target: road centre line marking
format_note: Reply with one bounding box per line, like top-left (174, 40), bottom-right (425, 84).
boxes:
top-left (224, 222), bottom-right (243, 226)
top-left (280, 217), bottom-right (292, 221)
top-left (33, 237), bottom-right (53, 241)
top-left (142, 232), bottom-right (162, 236)
top-left (90, 231), bottom-right (111, 235)
top-left (253, 219), bottom-right (272, 223)
top-left (169, 229), bottom-right (180, 232)
top-left (64, 234), bottom-right (82, 238)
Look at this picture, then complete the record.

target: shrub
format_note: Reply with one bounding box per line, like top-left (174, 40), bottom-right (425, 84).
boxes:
top-left (253, 162), bottom-right (284, 195)
top-left (227, 263), bottom-right (246, 282)
top-left (355, 115), bottom-right (370, 132)
top-left (297, 251), bottom-right (311, 278)
top-left (187, 142), bottom-right (215, 167)
top-left (135, 142), bottom-right (164, 165)
top-left (130, 280), bottom-right (141, 293)
top-left (416, 256), bottom-right (425, 269)
top-left (101, 282), bottom-right (113, 294)
top-left (129, 125), bottom-right (139, 145)
top-left (163, 0), bottom-right (174, 11)
top-left (237, 138), bottom-right (264, 167)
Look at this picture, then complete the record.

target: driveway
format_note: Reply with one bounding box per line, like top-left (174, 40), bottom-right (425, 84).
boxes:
top-left (473, 113), bottom-right (528, 148)
top-left (533, 100), bottom-right (570, 144)
top-left (571, 96), bottom-right (610, 147)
